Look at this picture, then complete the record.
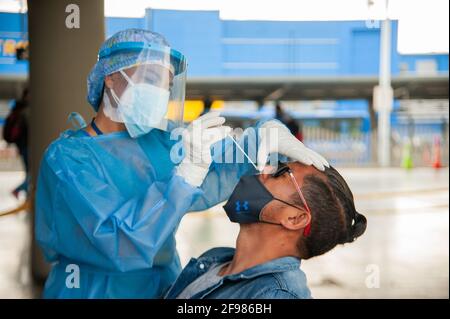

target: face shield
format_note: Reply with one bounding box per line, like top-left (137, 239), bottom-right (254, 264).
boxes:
top-left (101, 43), bottom-right (187, 137)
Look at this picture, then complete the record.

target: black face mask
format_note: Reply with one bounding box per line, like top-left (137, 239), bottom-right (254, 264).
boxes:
top-left (223, 174), bottom-right (302, 225)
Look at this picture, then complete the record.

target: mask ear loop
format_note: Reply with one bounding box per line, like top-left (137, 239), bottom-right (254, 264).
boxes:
top-left (288, 171), bottom-right (312, 237)
top-left (110, 89), bottom-right (121, 106)
top-left (109, 70), bottom-right (134, 107)
top-left (256, 171), bottom-right (312, 234)
top-left (119, 69), bottom-right (134, 85)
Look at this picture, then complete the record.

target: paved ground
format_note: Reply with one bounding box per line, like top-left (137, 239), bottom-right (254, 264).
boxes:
top-left (0, 167), bottom-right (448, 298)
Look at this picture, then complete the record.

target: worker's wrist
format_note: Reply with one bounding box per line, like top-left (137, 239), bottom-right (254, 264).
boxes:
top-left (175, 159), bottom-right (210, 187)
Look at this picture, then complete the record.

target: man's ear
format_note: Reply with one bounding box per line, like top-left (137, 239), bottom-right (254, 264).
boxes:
top-left (280, 208), bottom-right (311, 231)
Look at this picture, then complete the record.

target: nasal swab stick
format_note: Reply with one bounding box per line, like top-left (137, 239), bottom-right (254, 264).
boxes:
top-left (227, 134), bottom-right (260, 171)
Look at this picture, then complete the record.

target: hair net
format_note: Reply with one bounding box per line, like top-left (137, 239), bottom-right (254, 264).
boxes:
top-left (87, 29), bottom-right (181, 111)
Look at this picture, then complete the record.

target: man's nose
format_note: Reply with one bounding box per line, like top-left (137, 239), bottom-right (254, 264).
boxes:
top-left (258, 173), bottom-right (270, 184)
top-left (258, 165), bottom-right (277, 182)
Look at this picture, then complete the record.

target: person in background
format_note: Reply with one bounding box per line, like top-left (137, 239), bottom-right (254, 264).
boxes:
top-left (200, 97), bottom-right (212, 116)
top-left (275, 101), bottom-right (303, 141)
top-left (2, 88), bottom-right (29, 198)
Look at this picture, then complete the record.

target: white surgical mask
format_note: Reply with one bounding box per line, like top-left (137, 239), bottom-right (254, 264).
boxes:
top-left (110, 70), bottom-right (170, 138)
top-left (102, 93), bottom-right (123, 122)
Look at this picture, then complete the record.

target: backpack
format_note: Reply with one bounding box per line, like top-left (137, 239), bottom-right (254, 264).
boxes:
top-left (3, 106), bottom-right (26, 144)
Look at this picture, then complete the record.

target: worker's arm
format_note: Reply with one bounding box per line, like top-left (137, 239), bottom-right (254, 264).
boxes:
top-left (35, 145), bottom-right (201, 272)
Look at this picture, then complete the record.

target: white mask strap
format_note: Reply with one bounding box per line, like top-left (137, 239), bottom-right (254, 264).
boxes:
top-left (110, 88), bottom-right (121, 106)
top-left (109, 70), bottom-right (135, 110)
top-left (119, 69), bottom-right (134, 86)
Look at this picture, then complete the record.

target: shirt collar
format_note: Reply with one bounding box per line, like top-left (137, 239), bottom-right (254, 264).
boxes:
top-left (197, 247), bottom-right (301, 280)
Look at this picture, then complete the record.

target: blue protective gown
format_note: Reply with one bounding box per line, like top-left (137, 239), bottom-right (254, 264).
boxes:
top-left (35, 125), bottom-right (259, 298)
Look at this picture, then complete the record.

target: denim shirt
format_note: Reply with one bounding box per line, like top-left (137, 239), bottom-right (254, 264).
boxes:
top-left (165, 247), bottom-right (312, 299)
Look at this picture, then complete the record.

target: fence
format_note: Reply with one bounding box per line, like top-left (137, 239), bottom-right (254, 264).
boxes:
top-left (0, 121), bottom-right (448, 171)
top-left (303, 123), bottom-right (449, 167)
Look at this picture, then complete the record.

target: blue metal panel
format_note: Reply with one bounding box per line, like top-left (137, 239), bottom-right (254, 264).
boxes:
top-left (106, 17), bottom-right (144, 38)
top-left (145, 9), bottom-right (222, 76)
top-left (351, 29), bottom-right (380, 75)
top-left (222, 20), bottom-right (343, 76)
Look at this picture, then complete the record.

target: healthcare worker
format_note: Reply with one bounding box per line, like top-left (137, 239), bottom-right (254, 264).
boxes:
top-left (35, 29), bottom-right (329, 299)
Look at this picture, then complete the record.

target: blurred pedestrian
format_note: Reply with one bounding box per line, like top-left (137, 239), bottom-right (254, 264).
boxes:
top-left (2, 88), bottom-right (29, 198)
top-left (200, 96), bottom-right (212, 116)
top-left (275, 101), bottom-right (303, 141)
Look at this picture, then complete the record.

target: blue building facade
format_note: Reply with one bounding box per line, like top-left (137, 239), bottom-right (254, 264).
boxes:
top-left (1, 9), bottom-right (448, 77)
top-left (114, 9), bottom-right (449, 77)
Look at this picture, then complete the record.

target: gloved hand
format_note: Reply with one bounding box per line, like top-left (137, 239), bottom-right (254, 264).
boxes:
top-left (257, 120), bottom-right (329, 171)
top-left (176, 111), bottom-right (231, 187)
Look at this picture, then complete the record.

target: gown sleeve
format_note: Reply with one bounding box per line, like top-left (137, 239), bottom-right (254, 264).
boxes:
top-left (35, 142), bottom-right (201, 272)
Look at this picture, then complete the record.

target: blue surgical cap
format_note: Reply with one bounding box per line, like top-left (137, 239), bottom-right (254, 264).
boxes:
top-left (86, 29), bottom-right (171, 111)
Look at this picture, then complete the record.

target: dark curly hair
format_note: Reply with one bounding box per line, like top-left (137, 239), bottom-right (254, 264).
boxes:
top-left (293, 166), bottom-right (367, 259)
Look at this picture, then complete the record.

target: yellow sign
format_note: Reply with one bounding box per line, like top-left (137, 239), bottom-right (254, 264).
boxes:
top-left (182, 100), bottom-right (225, 122)
top-left (0, 38), bottom-right (28, 57)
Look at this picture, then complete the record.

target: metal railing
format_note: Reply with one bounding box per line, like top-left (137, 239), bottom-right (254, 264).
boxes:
top-left (303, 125), bottom-right (449, 167)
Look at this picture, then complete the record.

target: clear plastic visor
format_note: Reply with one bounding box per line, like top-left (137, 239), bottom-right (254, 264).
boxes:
top-left (102, 47), bottom-right (186, 132)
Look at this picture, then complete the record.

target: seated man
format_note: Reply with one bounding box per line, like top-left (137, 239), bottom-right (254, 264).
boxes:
top-left (165, 162), bottom-right (367, 299)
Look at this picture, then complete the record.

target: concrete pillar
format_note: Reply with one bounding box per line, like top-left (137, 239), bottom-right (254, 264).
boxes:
top-left (27, 0), bottom-right (104, 282)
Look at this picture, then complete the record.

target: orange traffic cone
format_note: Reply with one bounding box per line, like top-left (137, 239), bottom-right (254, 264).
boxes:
top-left (432, 136), bottom-right (442, 169)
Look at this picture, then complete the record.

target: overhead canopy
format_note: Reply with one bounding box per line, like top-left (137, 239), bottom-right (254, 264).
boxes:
top-left (0, 73), bottom-right (448, 101)
top-left (186, 74), bottom-right (449, 101)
